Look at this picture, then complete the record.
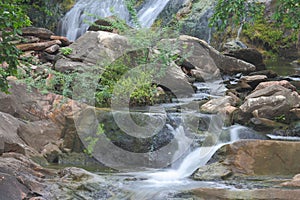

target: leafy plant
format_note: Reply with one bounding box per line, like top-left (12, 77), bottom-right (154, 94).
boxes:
top-left (0, 0), bottom-right (31, 93)
top-left (209, 0), bottom-right (264, 38)
top-left (60, 47), bottom-right (73, 55)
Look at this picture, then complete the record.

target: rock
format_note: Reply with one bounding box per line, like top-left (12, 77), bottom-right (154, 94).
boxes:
top-left (44, 44), bottom-right (60, 54)
top-left (225, 48), bottom-right (266, 71)
top-left (87, 16), bottom-right (130, 33)
top-left (0, 112), bottom-right (26, 155)
top-left (281, 174), bottom-right (300, 187)
top-left (0, 81), bottom-right (47, 121)
top-left (69, 31), bottom-right (129, 64)
top-left (223, 39), bottom-right (248, 51)
top-left (22, 36), bottom-right (40, 43)
top-left (53, 57), bottom-right (90, 73)
top-left (254, 80), bottom-right (297, 92)
top-left (193, 162), bottom-right (232, 180)
top-left (159, 35), bottom-right (255, 80)
top-left (240, 75), bottom-right (268, 88)
top-left (21, 27), bottom-right (54, 39)
top-left (0, 153), bottom-right (54, 198)
top-left (17, 40), bottom-right (62, 51)
top-left (240, 85), bottom-right (300, 120)
top-left (250, 117), bottom-right (288, 131)
top-left (279, 44), bottom-right (300, 60)
top-left (192, 187), bottom-right (300, 200)
top-left (50, 35), bottom-right (71, 46)
top-left (0, 172), bottom-right (29, 200)
top-left (17, 120), bottom-right (62, 152)
top-left (290, 108), bottom-right (300, 119)
top-left (249, 70), bottom-right (278, 78)
top-left (200, 96), bottom-right (236, 114)
top-left (223, 140), bottom-right (300, 175)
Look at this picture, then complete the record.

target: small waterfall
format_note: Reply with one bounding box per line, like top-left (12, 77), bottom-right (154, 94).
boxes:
top-left (59, 0), bottom-right (171, 41)
top-left (136, 0), bottom-right (171, 28)
top-left (146, 122), bottom-right (243, 182)
top-left (59, 0), bottom-right (129, 41)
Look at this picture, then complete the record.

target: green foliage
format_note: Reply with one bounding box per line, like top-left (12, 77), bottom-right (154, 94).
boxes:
top-left (210, 0), bottom-right (300, 55)
top-left (94, 25), bottom-right (182, 107)
top-left (243, 18), bottom-right (283, 51)
top-left (209, 0), bottom-right (264, 32)
top-left (60, 47), bottom-right (73, 55)
top-left (124, 0), bottom-right (140, 27)
top-left (273, 0), bottom-right (300, 30)
top-left (0, 0), bottom-right (31, 93)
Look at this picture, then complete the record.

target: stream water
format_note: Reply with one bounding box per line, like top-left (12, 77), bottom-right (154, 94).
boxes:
top-left (83, 81), bottom-right (267, 199)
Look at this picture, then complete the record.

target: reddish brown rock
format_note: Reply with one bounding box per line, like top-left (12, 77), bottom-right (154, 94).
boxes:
top-left (17, 40), bottom-right (62, 51)
top-left (192, 187), bottom-right (300, 200)
top-left (224, 140), bottom-right (300, 175)
top-left (254, 80), bottom-right (296, 92)
top-left (50, 35), bottom-right (71, 46)
top-left (21, 27), bottom-right (54, 39)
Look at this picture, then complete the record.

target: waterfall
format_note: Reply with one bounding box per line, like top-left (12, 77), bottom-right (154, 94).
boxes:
top-left (146, 122), bottom-right (243, 182)
top-left (59, 0), bottom-right (171, 41)
top-left (136, 0), bottom-right (171, 28)
top-left (59, 0), bottom-right (129, 41)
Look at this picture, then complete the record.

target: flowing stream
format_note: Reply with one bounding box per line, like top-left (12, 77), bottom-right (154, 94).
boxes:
top-left (59, 0), bottom-right (170, 41)
top-left (88, 81), bottom-right (266, 199)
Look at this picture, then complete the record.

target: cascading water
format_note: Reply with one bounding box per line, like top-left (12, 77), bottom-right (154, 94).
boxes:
top-left (59, 0), bottom-right (129, 41)
top-left (59, 0), bottom-right (171, 41)
top-left (136, 0), bottom-right (170, 28)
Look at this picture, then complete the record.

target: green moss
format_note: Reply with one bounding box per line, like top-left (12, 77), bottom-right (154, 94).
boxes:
top-left (243, 17), bottom-right (298, 54)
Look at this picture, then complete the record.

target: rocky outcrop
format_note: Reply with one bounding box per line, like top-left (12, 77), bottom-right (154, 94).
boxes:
top-left (224, 48), bottom-right (266, 71)
top-left (54, 31), bottom-right (130, 73)
top-left (193, 139), bottom-right (300, 181)
top-left (239, 84), bottom-right (300, 120)
top-left (192, 187), bottom-right (300, 200)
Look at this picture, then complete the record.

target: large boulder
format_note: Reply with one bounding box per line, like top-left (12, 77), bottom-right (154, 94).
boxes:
top-left (223, 140), bottom-right (300, 175)
top-left (239, 84), bottom-right (300, 120)
top-left (0, 112), bottom-right (27, 155)
top-left (225, 48), bottom-right (266, 71)
top-left (158, 35), bottom-right (256, 80)
top-left (194, 140), bottom-right (300, 180)
top-left (54, 31), bottom-right (131, 73)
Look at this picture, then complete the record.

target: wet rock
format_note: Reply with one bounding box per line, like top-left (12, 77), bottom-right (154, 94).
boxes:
top-left (193, 162), bottom-right (232, 180)
top-left (225, 48), bottom-right (266, 71)
top-left (250, 117), bottom-right (288, 131)
top-left (281, 174), bottom-right (300, 187)
top-left (223, 140), bottom-right (300, 175)
top-left (21, 27), bottom-right (54, 39)
top-left (200, 96), bottom-right (236, 114)
top-left (239, 84), bottom-right (300, 120)
top-left (192, 187), bottom-right (300, 200)
top-left (239, 75), bottom-right (268, 89)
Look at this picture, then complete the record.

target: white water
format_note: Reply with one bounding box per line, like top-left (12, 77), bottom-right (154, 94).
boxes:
top-left (144, 118), bottom-right (243, 183)
top-left (136, 0), bottom-right (170, 28)
top-left (59, 0), bottom-right (171, 41)
top-left (59, 0), bottom-right (129, 41)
